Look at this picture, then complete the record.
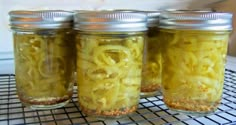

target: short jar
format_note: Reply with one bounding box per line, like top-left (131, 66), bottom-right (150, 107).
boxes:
top-left (9, 10), bottom-right (76, 109)
top-left (74, 11), bottom-right (147, 118)
top-left (140, 11), bottom-right (162, 97)
top-left (159, 11), bottom-right (232, 115)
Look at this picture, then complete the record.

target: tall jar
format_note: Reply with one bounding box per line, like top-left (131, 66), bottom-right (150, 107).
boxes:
top-left (159, 11), bottom-right (232, 115)
top-left (141, 11), bottom-right (162, 97)
top-left (74, 11), bottom-right (147, 118)
top-left (9, 10), bottom-right (76, 109)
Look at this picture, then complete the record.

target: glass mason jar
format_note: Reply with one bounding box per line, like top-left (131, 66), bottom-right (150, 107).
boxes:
top-left (9, 10), bottom-right (76, 109)
top-left (140, 11), bottom-right (162, 97)
top-left (159, 11), bottom-right (232, 115)
top-left (74, 11), bottom-right (147, 118)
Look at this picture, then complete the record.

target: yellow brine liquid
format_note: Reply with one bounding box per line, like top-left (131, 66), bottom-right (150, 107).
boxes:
top-left (76, 32), bottom-right (145, 118)
top-left (160, 29), bottom-right (229, 113)
top-left (141, 27), bottom-right (162, 97)
top-left (14, 30), bottom-right (75, 109)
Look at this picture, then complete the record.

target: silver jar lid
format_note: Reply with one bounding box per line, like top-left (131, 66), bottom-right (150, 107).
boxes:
top-left (159, 11), bottom-right (233, 31)
top-left (73, 11), bottom-right (147, 32)
top-left (113, 9), bottom-right (140, 12)
top-left (164, 9), bottom-right (213, 13)
top-left (9, 10), bottom-right (74, 30)
top-left (143, 11), bottom-right (161, 27)
top-left (107, 10), bottom-right (160, 27)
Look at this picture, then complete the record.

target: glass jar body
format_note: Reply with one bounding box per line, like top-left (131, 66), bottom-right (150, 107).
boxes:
top-left (76, 31), bottom-right (145, 118)
top-left (160, 29), bottom-right (230, 115)
top-left (13, 29), bottom-right (76, 109)
top-left (141, 26), bottom-right (162, 97)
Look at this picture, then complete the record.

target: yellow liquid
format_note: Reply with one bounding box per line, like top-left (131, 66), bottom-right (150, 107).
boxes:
top-left (141, 27), bottom-right (162, 96)
top-left (160, 29), bottom-right (229, 113)
top-left (76, 32), bottom-right (145, 117)
top-left (14, 30), bottom-right (75, 108)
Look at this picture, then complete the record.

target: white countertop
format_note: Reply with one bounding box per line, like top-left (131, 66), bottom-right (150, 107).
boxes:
top-left (226, 55), bottom-right (236, 71)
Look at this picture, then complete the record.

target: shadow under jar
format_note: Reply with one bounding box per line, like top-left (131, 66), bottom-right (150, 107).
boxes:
top-left (74, 11), bottom-right (147, 118)
top-left (9, 10), bottom-right (76, 110)
top-left (159, 11), bottom-right (233, 115)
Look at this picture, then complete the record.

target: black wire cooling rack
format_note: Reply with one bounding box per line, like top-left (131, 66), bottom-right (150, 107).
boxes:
top-left (0, 69), bottom-right (236, 125)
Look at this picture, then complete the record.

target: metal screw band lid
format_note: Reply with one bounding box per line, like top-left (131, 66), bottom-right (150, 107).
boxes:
top-left (164, 9), bottom-right (213, 13)
top-left (109, 10), bottom-right (160, 27)
top-left (73, 11), bottom-right (147, 32)
top-left (159, 11), bottom-right (233, 31)
top-left (9, 10), bottom-right (74, 30)
top-left (144, 10), bottom-right (161, 27)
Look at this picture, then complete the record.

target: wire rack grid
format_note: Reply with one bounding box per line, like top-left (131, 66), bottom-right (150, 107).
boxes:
top-left (0, 69), bottom-right (236, 125)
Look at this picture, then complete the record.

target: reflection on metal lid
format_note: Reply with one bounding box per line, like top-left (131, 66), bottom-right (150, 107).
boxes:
top-left (159, 11), bottom-right (233, 30)
top-left (9, 10), bottom-right (74, 29)
top-left (73, 10), bottom-right (147, 32)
